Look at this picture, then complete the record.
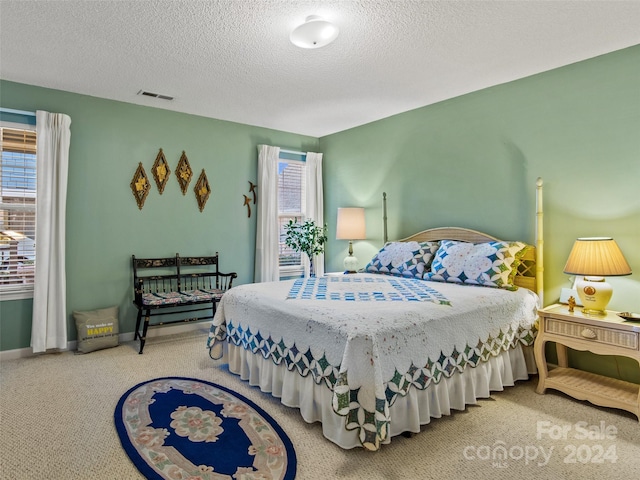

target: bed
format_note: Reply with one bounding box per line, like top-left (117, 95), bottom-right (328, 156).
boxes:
top-left (208, 180), bottom-right (544, 451)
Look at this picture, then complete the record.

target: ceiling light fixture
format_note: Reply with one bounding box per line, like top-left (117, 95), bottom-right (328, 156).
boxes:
top-left (290, 15), bottom-right (339, 49)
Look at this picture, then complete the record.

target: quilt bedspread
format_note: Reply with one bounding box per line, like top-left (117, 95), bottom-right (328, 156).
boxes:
top-left (207, 274), bottom-right (538, 450)
top-left (286, 275), bottom-right (451, 303)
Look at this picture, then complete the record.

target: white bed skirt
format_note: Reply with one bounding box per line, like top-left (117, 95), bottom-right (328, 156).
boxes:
top-left (222, 342), bottom-right (537, 449)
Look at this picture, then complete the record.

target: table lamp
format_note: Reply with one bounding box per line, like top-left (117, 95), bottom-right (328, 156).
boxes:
top-left (336, 207), bottom-right (366, 273)
top-left (563, 237), bottom-right (632, 314)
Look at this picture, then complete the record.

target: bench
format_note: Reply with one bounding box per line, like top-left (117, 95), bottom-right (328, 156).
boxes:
top-left (132, 253), bottom-right (237, 354)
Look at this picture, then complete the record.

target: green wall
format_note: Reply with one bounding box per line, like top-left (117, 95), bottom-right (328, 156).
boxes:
top-left (320, 45), bottom-right (640, 382)
top-left (1, 44), bottom-right (639, 384)
top-left (0, 80), bottom-right (318, 351)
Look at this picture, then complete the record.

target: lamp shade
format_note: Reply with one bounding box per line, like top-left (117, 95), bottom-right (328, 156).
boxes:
top-left (336, 208), bottom-right (366, 240)
top-left (563, 237), bottom-right (631, 277)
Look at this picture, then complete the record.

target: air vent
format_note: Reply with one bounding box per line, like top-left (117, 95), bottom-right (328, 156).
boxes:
top-left (137, 90), bottom-right (174, 101)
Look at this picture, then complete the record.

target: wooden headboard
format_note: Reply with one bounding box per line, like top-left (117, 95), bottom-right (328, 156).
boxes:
top-left (387, 178), bottom-right (544, 301)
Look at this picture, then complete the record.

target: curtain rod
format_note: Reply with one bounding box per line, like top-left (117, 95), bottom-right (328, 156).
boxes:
top-left (280, 148), bottom-right (307, 156)
top-left (0, 107), bottom-right (36, 117)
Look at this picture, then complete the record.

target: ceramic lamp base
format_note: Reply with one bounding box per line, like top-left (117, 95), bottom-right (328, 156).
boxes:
top-left (343, 254), bottom-right (359, 274)
top-left (576, 276), bottom-right (612, 315)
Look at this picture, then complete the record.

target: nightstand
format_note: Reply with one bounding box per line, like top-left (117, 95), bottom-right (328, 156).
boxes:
top-left (534, 304), bottom-right (640, 420)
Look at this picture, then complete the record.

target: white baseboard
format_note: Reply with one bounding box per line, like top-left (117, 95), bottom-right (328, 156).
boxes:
top-left (0, 321), bottom-right (210, 362)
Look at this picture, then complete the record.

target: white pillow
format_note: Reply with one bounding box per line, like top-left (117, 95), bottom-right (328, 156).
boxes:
top-left (364, 241), bottom-right (439, 279)
top-left (428, 240), bottom-right (527, 290)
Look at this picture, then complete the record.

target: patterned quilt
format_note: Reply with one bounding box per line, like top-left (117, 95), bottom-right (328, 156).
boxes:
top-left (207, 273), bottom-right (538, 451)
top-left (287, 276), bottom-right (451, 303)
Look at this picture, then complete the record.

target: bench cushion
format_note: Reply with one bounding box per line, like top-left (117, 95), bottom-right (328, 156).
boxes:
top-left (141, 291), bottom-right (191, 306)
top-left (140, 289), bottom-right (224, 307)
top-left (182, 288), bottom-right (225, 301)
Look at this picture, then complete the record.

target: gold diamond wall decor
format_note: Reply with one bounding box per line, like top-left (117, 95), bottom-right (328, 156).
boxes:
top-left (152, 148), bottom-right (171, 194)
top-left (130, 162), bottom-right (151, 210)
top-left (176, 151), bottom-right (193, 195)
top-left (194, 169), bottom-right (211, 212)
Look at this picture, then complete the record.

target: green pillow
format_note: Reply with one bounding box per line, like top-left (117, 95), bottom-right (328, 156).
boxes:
top-left (73, 306), bottom-right (119, 353)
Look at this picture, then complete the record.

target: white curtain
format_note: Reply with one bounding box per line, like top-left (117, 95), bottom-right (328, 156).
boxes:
top-left (31, 111), bottom-right (71, 353)
top-left (305, 152), bottom-right (324, 277)
top-left (254, 145), bottom-right (280, 283)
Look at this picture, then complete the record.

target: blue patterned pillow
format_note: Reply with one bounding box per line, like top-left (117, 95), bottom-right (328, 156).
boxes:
top-left (364, 241), bottom-right (440, 279)
top-left (428, 240), bottom-right (527, 290)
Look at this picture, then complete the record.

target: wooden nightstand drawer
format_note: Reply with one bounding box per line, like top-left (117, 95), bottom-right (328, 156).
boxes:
top-left (545, 317), bottom-right (639, 350)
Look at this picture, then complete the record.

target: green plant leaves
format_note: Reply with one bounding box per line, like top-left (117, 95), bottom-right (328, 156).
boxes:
top-left (284, 219), bottom-right (328, 259)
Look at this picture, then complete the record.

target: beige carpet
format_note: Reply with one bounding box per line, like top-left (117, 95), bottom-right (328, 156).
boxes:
top-left (1, 328), bottom-right (638, 480)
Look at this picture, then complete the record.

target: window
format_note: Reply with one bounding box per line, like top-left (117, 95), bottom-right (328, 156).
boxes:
top-left (0, 123), bottom-right (37, 298)
top-left (278, 154), bottom-right (306, 278)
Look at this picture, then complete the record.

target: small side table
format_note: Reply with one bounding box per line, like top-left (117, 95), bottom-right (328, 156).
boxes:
top-left (534, 304), bottom-right (640, 420)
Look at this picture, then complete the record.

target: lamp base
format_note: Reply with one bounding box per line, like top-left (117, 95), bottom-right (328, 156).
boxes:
top-left (343, 254), bottom-right (359, 274)
top-left (576, 276), bottom-right (612, 315)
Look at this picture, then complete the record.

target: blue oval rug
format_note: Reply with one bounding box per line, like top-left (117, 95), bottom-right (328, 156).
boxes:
top-left (114, 377), bottom-right (296, 479)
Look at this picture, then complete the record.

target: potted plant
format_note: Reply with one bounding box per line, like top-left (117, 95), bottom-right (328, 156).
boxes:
top-left (284, 218), bottom-right (328, 277)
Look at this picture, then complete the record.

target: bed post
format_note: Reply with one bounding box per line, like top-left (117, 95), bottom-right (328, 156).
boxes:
top-left (536, 177), bottom-right (544, 306)
top-left (383, 192), bottom-right (388, 244)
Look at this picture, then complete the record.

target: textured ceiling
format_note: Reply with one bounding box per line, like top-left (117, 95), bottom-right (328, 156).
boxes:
top-left (1, 1), bottom-right (639, 137)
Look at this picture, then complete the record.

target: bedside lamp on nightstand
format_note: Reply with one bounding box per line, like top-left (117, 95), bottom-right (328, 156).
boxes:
top-left (563, 237), bottom-right (632, 314)
top-left (336, 207), bottom-right (366, 273)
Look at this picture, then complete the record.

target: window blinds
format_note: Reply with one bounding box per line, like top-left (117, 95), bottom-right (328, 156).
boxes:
top-left (0, 126), bottom-right (37, 290)
top-left (278, 159), bottom-right (306, 267)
